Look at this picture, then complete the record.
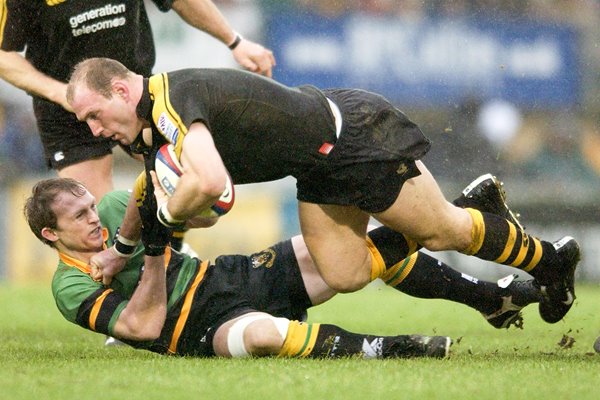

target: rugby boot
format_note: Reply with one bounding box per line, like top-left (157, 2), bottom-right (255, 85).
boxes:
top-left (453, 173), bottom-right (524, 231)
top-left (384, 335), bottom-right (452, 359)
top-left (537, 236), bottom-right (580, 323)
top-left (481, 274), bottom-right (542, 329)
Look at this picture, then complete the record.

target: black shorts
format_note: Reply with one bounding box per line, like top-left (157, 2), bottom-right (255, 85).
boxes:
top-left (35, 112), bottom-right (118, 170)
top-left (296, 88), bottom-right (431, 213)
top-left (174, 239), bottom-right (312, 357)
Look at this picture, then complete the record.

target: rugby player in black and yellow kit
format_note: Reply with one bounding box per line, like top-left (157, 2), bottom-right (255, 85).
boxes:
top-left (66, 58), bottom-right (579, 328)
top-left (24, 173), bottom-right (543, 358)
top-left (0, 0), bottom-right (275, 200)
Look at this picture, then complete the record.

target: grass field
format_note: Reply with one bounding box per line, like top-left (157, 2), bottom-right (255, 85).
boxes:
top-left (1, 282), bottom-right (599, 400)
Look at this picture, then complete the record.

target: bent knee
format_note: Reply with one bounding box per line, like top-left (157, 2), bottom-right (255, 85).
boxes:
top-left (322, 272), bottom-right (369, 293)
top-left (227, 315), bottom-right (289, 357)
top-left (244, 322), bottom-right (284, 356)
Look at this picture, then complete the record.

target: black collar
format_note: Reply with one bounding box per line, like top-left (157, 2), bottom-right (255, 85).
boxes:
top-left (136, 78), bottom-right (152, 121)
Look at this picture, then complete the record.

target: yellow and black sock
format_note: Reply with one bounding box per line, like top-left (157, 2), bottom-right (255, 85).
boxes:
top-left (464, 208), bottom-right (555, 278)
top-left (366, 226), bottom-right (420, 281)
top-left (277, 321), bottom-right (432, 359)
top-left (388, 252), bottom-right (504, 315)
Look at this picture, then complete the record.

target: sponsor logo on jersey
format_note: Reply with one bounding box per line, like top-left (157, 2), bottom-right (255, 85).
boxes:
top-left (46, 0), bottom-right (67, 6)
top-left (69, 4), bottom-right (127, 37)
top-left (157, 112), bottom-right (180, 143)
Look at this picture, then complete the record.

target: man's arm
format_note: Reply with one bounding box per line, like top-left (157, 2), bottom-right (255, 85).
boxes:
top-left (159, 121), bottom-right (228, 222)
top-left (0, 50), bottom-right (72, 111)
top-left (171, 0), bottom-right (275, 77)
top-left (113, 166), bottom-right (172, 340)
top-left (112, 253), bottom-right (167, 340)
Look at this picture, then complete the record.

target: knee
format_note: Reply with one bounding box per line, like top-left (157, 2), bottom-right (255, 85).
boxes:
top-left (227, 315), bottom-right (290, 357)
top-left (324, 274), bottom-right (369, 293)
top-left (316, 252), bottom-right (373, 293)
top-left (243, 321), bottom-right (285, 356)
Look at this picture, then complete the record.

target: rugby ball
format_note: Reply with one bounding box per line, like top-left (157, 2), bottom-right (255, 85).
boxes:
top-left (154, 143), bottom-right (235, 218)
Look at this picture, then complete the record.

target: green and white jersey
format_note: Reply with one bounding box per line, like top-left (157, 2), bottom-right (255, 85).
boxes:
top-left (51, 190), bottom-right (209, 354)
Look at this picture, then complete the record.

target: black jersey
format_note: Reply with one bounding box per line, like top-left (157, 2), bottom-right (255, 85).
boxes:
top-left (1, 0), bottom-right (170, 121)
top-left (139, 68), bottom-right (431, 212)
top-left (141, 68), bottom-right (339, 184)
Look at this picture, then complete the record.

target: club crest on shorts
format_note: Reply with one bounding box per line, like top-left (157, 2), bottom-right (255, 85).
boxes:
top-left (251, 248), bottom-right (276, 269)
top-left (396, 162), bottom-right (408, 175)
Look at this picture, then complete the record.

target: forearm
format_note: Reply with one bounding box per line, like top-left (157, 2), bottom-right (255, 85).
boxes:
top-left (159, 124), bottom-right (227, 222)
top-left (118, 190), bottom-right (143, 242)
top-left (0, 50), bottom-right (69, 109)
top-left (165, 170), bottom-right (222, 221)
top-left (113, 254), bottom-right (167, 340)
top-left (171, 0), bottom-right (236, 46)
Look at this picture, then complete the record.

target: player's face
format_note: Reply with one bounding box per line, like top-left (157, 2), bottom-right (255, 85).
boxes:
top-left (71, 84), bottom-right (139, 145)
top-left (49, 190), bottom-right (104, 257)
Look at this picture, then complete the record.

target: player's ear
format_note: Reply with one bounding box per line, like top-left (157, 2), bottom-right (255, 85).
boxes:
top-left (41, 227), bottom-right (59, 243)
top-left (112, 80), bottom-right (129, 100)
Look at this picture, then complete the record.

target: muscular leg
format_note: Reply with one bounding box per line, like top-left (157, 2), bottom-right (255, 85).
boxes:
top-left (298, 201), bottom-right (371, 292)
top-left (213, 312), bottom-right (450, 359)
top-left (57, 154), bottom-right (114, 200)
top-left (374, 161), bottom-right (567, 280)
top-left (373, 161), bottom-right (472, 251)
top-left (292, 229), bottom-right (539, 329)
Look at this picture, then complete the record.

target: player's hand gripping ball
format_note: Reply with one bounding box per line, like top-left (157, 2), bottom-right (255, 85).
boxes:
top-left (154, 143), bottom-right (235, 218)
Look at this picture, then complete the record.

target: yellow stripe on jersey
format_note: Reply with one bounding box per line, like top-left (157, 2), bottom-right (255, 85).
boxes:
top-left (46, 0), bottom-right (67, 6)
top-left (167, 260), bottom-right (209, 354)
top-left (133, 171), bottom-right (147, 207)
top-left (366, 237), bottom-right (386, 281)
top-left (0, 0), bottom-right (7, 46)
top-left (382, 252), bottom-right (418, 287)
top-left (277, 321), bottom-right (321, 358)
top-left (148, 73), bottom-right (188, 156)
top-left (89, 289), bottom-right (114, 331)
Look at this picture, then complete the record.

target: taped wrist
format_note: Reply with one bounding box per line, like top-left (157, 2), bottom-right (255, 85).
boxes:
top-left (112, 235), bottom-right (138, 258)
top-left (157, 203), bottom-right (185, 228)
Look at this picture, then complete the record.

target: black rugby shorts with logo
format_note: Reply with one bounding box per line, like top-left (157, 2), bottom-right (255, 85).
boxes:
top-left (296, 88), bottom-right (432, 214)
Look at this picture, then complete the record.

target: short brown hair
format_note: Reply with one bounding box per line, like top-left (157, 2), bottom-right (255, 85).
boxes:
top-left (24, 178), bottom-right (87, 247)
top-left (67, 57), bottom-right (131, 103)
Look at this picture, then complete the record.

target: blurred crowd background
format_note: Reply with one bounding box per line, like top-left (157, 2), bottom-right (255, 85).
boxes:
top-left (2, 0), bottom-right (600, 282)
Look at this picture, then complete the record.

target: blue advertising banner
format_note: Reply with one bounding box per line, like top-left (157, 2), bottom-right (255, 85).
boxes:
top-left (266, 13), bottom-right (580, 108)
